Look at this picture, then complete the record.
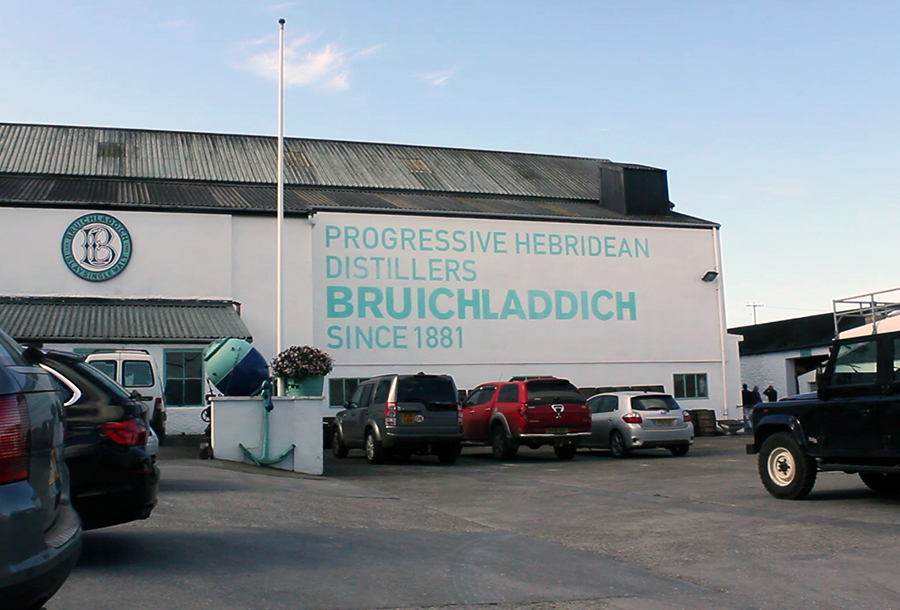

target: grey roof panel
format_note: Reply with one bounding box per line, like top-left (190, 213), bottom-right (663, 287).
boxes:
top-left (0, 123), bottom-right (607, 201)
top-left (0, 175), bottom-right (715, 227)
top-left (0, 297), bottom-right (253, 343)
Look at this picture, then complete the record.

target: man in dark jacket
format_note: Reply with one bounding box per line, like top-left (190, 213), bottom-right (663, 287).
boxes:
top-left (763, 385), bottom-right (778, 402)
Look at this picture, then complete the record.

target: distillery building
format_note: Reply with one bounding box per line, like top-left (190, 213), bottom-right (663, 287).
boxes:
top-left (0, 123), bottom-right (741, 433)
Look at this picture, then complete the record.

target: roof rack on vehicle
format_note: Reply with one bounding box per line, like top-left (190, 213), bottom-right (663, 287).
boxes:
top-left (833, 287), bottom-right (900, 338)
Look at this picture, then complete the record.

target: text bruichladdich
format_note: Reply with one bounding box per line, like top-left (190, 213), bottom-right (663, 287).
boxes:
top-left (322, 225), bottom-right (649, 350)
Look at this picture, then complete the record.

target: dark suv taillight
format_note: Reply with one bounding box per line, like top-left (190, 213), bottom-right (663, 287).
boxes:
top-left (384, 402), bottom-right (397, 427)
top-left (0, 394), bottom-right (30, 484)
top-left (98, 417), bottom-right (148, 447)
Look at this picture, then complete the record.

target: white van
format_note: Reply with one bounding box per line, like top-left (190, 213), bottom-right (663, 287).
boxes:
top-left (86, 349), bottom-right (167, 444)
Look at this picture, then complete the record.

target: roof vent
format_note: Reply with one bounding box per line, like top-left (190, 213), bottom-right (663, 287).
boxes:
top-left (97, 142), bottom-right (125, 158)
top-left (400, 158), bottom-right (431, 174)
top-left (285, 151), bottom-right (310, 168)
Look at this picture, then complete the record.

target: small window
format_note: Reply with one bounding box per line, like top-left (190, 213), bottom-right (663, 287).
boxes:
top-left (601, 396), bottom-right (619, 413)
top-left (165, 350), bottom-right (204, 407)
top-left (97, 142), bottom-right (125, 158)
top-left (673, 373), bottom-right (708, 399)
top-left (349, 383), bottom-right (373, 409)
top-left (587, 396), bottom-right (602, 413)
top-left (123, 360), bottom-right (154, 388)
top-left (329, 378), bottom-right (366, 407)
top-left (372, 380), bottom-right (391, 406)
top-left (88, 360), bottom-right (117, 381)
top-left (497, 384), bottom-right (519, 403)
top-left (465, 386), bottom-right (496, 408)
top-left (831, 340), bottom-right (878, 386)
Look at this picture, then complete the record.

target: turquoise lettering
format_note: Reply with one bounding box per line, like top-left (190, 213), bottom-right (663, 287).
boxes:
top-left (429, 288), bottom-right (454, 320)
top-left (591, 290), bottom-right (614, 320)
top-left (385, 287), bottom-right (412, 319)
top-left (528, 290), bottom-right (552, 319)
top-left (327, 286), bottom-right (354, 318)
top-left (500, 290), bottom-right (526, 319)
top-left (457, 289), bottom-right (481, 319)
top-left (358, 287), bottom-right (384, 319)
top-left (617, 292), bottom-right (637, 320)
top-left (555, 291), bottom-right (578, 319)
top-left (325, 225), bottom-right (340, 247)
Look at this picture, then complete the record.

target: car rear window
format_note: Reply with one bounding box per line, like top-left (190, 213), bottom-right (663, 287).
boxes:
top-left (396, 376), bottom-right (458, 410)
top-left (631, 395), bottom-right (681, 411)
top-left (123, 361), bottom-right (154, 387)
top-left (89, 360), bottom-right (117, 381)
top-left (526, 379), bottom-right (585, 405)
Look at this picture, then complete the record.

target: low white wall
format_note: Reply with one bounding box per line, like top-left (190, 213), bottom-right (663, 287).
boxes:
top-left (210, 396), bottom-right (324, 475)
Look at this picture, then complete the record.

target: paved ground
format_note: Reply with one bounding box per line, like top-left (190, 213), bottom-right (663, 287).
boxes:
top-left (47, 434), bottom-right (900, 610)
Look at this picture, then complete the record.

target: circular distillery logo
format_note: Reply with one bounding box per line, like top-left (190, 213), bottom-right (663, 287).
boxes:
top-left (61, 213), bottom-right (133, 282)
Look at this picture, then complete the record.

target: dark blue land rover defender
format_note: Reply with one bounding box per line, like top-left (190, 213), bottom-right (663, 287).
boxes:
top-left (747, 295), bottom-right (900, 500)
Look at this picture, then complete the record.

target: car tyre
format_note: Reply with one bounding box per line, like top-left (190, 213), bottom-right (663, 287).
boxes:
top-left (491, 425), bottom-right (519, 460)
top-left (435, 443), bottom-right (460, 465)
top-left (554, 443), bottom-right (577, 460)
top-left (609, 430), bottom-right (629, 458)
top-left (669, 443), bottom-right (690, 457)
top-left (331, 427), bottom-right (349, 458)
top-left (859, 472), bottom-right (900, 496)
top-left (365, 430), bottom-right (385, 465)
top-left (758, 431), bottom-right (817, 500)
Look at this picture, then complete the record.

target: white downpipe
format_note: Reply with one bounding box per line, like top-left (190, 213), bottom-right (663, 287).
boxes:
top-left (713, 226), bottom-right (729, 418)
top-left (276, 18), bottom-right (285, 395)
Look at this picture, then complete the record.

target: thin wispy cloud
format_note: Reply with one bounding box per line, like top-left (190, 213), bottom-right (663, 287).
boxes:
top-left (241, 35), bottom-right (384, 92)
top-left (243, 40), bottom-right (350, 90)
top-left (419, 69), bottom-right (455, 86)
top-left (355, 43), bottom-right (386, 58)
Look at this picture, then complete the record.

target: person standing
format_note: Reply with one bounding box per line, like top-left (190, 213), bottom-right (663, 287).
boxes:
top-left (763, 385), bottom-right (778, 402)
top-left (751, 385), bottom-right (763, 405)
top-left (741, 384), bottom-right (756, 430)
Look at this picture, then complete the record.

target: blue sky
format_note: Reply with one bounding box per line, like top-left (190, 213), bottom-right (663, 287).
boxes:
top-left (2, 0), bottom-right (898, 327)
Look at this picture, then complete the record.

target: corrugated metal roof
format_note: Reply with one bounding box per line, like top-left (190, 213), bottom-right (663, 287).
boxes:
top-left (0, 175), bottom-right (715, 227)
top-left (0, 123), bottom-right (607, 201)
top-left (0, 297), bottom-right (252, 343)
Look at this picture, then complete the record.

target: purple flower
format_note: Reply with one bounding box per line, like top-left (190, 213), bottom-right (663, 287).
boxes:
top-left (271, 345), bottom-right (334, 378)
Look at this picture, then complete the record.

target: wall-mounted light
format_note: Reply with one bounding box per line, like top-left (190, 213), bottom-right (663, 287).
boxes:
top-left (701, 270), bottom-right (719, 282)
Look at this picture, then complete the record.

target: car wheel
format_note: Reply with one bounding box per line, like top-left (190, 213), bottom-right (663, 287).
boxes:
top-left (609, 430), bottom-right (629, 458)
top-left (331, 427), bottom-right (349, 458)
top-left (153, 418), bottom-right (166, 446)
top-left (669, 443), bottom-right (690, 457)
top-left (491, 425), bottom-right (519, 460)
top-left (554, 443), bottom-right (577, 460)
top-left (435, 443), bottom-right (460, 465)
top-left (364, 430), bottom-right (385, 465)
top-left (758, 431), bottom-right (817, 500)
top-left (859, 472), bottom-right (900, 496)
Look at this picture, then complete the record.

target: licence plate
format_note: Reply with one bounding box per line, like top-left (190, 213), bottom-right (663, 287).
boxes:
top-left (401, 412), bottom-right (417, 424)
top-left (655, 419), bottom-right (676, 427)
top-left (545, 427), bottom-right (569, 434)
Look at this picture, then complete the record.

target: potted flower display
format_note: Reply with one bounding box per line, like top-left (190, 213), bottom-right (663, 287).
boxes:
top-left (270, 345), bottom-right (334, 397)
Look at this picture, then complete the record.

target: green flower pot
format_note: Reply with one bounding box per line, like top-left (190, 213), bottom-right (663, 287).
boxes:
top-left (285, 375), bottom-right (325, 397)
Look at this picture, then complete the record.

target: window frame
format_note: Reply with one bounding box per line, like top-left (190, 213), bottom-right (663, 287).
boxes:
top-left (673, 373), bottom-right (709, 400)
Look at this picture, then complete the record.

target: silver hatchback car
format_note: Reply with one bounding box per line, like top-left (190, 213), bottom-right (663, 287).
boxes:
top-left (582, 391), bottom-right (693, 457)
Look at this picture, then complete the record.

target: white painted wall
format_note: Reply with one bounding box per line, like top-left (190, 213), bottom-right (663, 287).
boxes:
top-left (739, 346), bottom-right (830, 401)
top-left (1, 206), bottom-right (735, 429)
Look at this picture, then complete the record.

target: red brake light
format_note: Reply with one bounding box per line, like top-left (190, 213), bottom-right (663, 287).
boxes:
top-left (0, 395), bottom-right (30, 484)
top-left (385, 401), bottom-right (397, 427)
top-left (622, 412), bottom-right (643, 424)
top-left (99, 418), bottom-right (148, 447)
top-left (517, 404), bottom-right (528, 420)
top-left (683, 410), bottom-right (692, 422)
top-left (154, 397), bottom-right (162, 410)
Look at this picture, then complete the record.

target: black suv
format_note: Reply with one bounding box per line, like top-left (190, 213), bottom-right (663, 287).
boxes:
top-left (747, 320), bottom-right (900, 499)
top-left (40, 350), bottom-right (159, 529)
top-left (331, 373), bottom-right (462, 464)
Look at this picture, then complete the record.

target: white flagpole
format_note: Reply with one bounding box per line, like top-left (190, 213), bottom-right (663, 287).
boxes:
top-left (276, 18), bottom-right (285, 395)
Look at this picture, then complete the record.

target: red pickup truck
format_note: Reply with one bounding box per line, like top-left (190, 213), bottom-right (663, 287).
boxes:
top-left (462, 377), bottom-right (591, 460)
